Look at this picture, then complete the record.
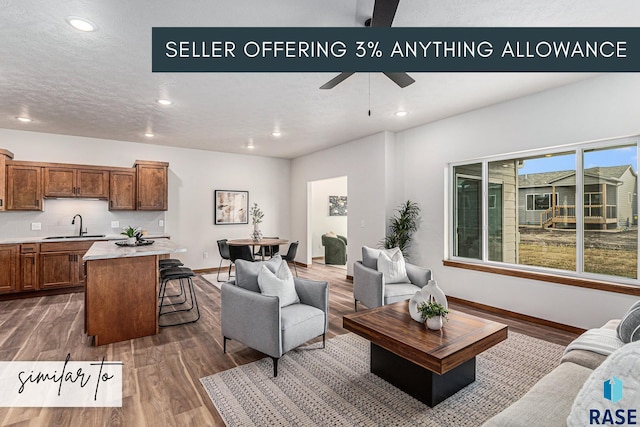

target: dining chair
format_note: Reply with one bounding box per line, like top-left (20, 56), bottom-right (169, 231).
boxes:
top-left (216, 239), bottom-right (233, 282)
top-left (282, 241), bottom-right (299, 276)
top-left (229, 244), bottom-right (255, 264)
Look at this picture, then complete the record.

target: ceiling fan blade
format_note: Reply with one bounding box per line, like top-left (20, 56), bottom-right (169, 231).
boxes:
top-left (383, 72), bottom-right (415, 88)
top-left (319, 72), bottom-right (356, 89)
top-left (371, 0), bottom-right (400, 27)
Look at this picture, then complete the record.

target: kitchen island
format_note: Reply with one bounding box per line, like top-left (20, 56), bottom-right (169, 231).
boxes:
top-left (83, 239), bottom-right (186, 346)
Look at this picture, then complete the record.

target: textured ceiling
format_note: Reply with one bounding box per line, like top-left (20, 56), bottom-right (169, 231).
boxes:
top-left (0, 0), bottom-right (638, 159)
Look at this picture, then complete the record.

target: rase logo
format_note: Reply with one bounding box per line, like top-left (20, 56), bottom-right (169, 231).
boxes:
top-left (589, 376), bottom-right (637, 425)
top-left (604, 377), bottom-right (624, 403)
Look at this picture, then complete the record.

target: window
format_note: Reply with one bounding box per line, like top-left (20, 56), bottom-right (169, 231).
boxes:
top-left (450, 137), bottom-right (638, 283)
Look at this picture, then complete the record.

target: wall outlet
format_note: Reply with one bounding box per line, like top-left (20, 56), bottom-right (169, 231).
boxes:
top-left (159, 220), bottom-right (164, 227)
top-left (31, 222), bottom-right (42, 231)
top-left (111, 221), bottom-right (120, 228)
top-left (203, 252), bottom-right (209, 259)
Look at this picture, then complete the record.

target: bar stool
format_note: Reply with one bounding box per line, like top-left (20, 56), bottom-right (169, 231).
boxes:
top-left (158, 266), bottom-right (200, 327)
top-left (159, 258), bottom-right (183, 269)
top-left (159, 258), bottom-right (185, 300)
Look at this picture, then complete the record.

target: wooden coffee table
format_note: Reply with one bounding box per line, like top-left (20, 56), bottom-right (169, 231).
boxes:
top-left (343, 301), bottom-right (508, 407)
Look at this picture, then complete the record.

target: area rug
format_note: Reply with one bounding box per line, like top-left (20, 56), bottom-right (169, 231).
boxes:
top-left (200, 332), bottom-right (564, 426)
top-left (200, 274), bottom-right (222, 290)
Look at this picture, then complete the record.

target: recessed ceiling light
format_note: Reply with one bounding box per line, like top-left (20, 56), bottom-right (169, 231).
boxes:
top-left (247, 144), bottom-right (255, 149)
top-left (16, 116), bottom-right (32, 123)
top-left (144, 132), bottom-right (154, 138)
top-left (66, 16), bottom-right (97, 32)
top-left (156, 99), bottom-right (172, 106)
top-left (272, 131), bottom-right (282, 137)
top-left (395, 111), bottom-right (408, 117)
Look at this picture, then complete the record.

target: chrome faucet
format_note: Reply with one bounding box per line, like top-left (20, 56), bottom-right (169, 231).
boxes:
top-left (72, 214), bottom-right (85, 236)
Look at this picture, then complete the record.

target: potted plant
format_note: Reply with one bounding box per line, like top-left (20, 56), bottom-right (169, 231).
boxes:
top-left (249, 203), bottom-right (264, 242)
top-left (121, 225), bottom-right (141, 245)
top-left (417, 300), bottom-right (449, 330)
top-left (381, 200), bottom-right (421, 259)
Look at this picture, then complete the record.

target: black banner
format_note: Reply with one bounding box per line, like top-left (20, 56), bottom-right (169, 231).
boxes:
top-left (152, 27), bottom-right (640, 72)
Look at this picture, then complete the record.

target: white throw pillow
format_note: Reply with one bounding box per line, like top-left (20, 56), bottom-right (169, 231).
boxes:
top-left (377, 250), bottom-right (409, 284)
top-left (257, 263), bottom-right (300, 307)
top-left (566, 341), bottom-right (640, 426)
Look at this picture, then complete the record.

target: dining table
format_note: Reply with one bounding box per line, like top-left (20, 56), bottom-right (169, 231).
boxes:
top-left (227, 238), bottom-right (289, 260)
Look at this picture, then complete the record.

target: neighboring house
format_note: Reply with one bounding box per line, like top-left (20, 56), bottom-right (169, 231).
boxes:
top-left (518, 165), bottom-right (638, 229)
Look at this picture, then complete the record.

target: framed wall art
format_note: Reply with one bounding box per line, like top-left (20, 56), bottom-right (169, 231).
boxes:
top-left (329, 195), bottom-right (347, 216)
top-left (215, 190), bottom-right (249, 224)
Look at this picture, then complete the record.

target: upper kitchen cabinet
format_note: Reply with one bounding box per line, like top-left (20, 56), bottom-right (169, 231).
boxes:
top-left (44, 166), bottom-right (109, 199)
top-left (109, 168), bottom-right (137, 211)
top-left (0, 149), bottom-right (14, 211)
top-left (6, 163), bottom-right (42, 211)
top-left (135, 161), bottom-right (168, 211)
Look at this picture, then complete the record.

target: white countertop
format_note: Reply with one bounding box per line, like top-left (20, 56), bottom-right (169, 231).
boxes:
top-left (0, 233), bottom-right (171, 245)
top-left (83, 239), bottom-right (187, 261)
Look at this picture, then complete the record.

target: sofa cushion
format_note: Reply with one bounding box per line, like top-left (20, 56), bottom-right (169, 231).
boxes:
top-left (617, 300), bottom-right (640, 343)
top-left (482, 362), bottom-right (593, 427)
top-left (561, 349), bottom-right (608, 370)
top-left (567, 341), bottom-right (640, 426)
top-left (235, 255), bottom-right (282, 293)
top-left (281, 303), bottom-right (325, 353)
top-left (384, 283), bottom-right (421, 305)
top-left (377, 250), bottom-right (409, 284)
top-left (258, 263), bottom-right (300, 308)
top-left (362, 246), bottom-right (400, 270)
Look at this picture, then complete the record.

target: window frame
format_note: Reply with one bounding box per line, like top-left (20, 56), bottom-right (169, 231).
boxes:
top-left (447, 135), bottom-right (640, 287)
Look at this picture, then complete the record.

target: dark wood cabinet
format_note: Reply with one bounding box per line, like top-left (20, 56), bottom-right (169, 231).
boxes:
top-left (39, 241), bottom-right (93, 290)
top-left (44, 167), bottom-right (109, 199)
top-left (0, 244), bottom-right (19, 294)
top-left (0, 149), bottom-right (13, 211)
top-left (109, 169), bottom-right (137, 210)
top-left (6, 164), bottom-right (42, 210)
top-left (20, 243), bottom-right (39, 291)
top-left (135, 161), bottom-right (168, 211)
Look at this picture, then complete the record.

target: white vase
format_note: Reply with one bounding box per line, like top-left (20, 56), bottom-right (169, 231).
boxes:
top-left (251, 224), bottom-right (262, 242)
top-left (426, 316), bottom-right (444, 330)
top-left (127, 237), bottom-right (136, 245)
top-left (423, 279), bottom-right (448, 310)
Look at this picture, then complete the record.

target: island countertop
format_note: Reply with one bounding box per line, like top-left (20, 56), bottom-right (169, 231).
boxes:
top-left (83, 239), bottom-right (187, 261)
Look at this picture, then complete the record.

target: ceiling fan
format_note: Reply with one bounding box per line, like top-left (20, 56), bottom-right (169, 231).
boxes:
top-left (319, 0), bottom-right (415, 90)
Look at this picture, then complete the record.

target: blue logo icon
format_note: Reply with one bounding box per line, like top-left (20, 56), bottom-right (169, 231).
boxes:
top-left (604, 377), bottom-right (623, 403)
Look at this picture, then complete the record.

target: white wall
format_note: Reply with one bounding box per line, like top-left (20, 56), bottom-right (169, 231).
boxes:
top-left (291, 132), bottom-right (390, 275)
top-left (0, 129), bottom-right (290, 270)
top-left (310, 176), bottom-right (347, 258)
top-left (395, 73), bottom-right (640, 329)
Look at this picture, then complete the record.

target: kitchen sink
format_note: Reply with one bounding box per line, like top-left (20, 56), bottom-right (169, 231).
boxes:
top-left (44, 234), bottom-right (106, 239)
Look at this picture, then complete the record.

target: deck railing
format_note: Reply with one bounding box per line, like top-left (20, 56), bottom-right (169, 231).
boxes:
top-left (540, 204), bottom-right (617, 227)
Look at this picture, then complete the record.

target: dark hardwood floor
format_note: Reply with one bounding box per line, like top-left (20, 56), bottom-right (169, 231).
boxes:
top-left (0, 263), bottom-right (579, 426)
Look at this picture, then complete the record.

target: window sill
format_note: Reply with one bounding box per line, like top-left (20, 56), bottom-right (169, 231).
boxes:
top-left (442, 259), bottom-right (640, 297)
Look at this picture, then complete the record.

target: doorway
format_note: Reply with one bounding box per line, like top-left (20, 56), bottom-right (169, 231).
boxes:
top-left (308, 176), bottom-right (348, 269)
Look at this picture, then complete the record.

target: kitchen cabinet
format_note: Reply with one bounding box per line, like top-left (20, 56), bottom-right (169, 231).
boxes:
top-left (0, 244), bottom-right (19, 294)
top-left (6, 164), bottom-right (42, 211)
top-left (109, 169), bottom-right (137, 210)
top-left (39, 241), bottom-right (93, 290)
top-left (20, 243), bottom-right (39, 291)
top-left (44, 167), bottom-right (109, 199)
top-left (135, 161), bottom-right (168, 211)
top-left (0, 149), bottom-right (14, 211)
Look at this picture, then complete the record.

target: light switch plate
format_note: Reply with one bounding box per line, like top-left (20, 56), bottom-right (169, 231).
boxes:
top-left (111, 221), bottom-right (120, 228)
top-left (31, 222), bottom-right (42, 231)
top-left (159, 220), bottom-right (164, 227)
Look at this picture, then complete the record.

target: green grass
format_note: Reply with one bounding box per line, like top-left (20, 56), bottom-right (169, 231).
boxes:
top-left (519, 243), bottom-right (637, 279)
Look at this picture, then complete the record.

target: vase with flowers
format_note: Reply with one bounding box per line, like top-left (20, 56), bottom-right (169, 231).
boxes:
top-left (250, 203), bottom-right (264, 242)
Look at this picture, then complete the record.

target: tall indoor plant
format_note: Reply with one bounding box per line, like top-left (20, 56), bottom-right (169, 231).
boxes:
top-left (381, 200), bottom-right (421, 258)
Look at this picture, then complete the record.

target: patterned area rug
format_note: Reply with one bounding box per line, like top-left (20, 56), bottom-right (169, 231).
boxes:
top-left (200, 332), bottom-right (564, 426)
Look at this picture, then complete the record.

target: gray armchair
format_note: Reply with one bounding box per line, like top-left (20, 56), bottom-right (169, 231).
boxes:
top-left (353, 246), bottom-right (431, 311)
top-left (321, 234), bottom-right (347, 265)
top-left (221, 256), bottom-right (329, 377)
